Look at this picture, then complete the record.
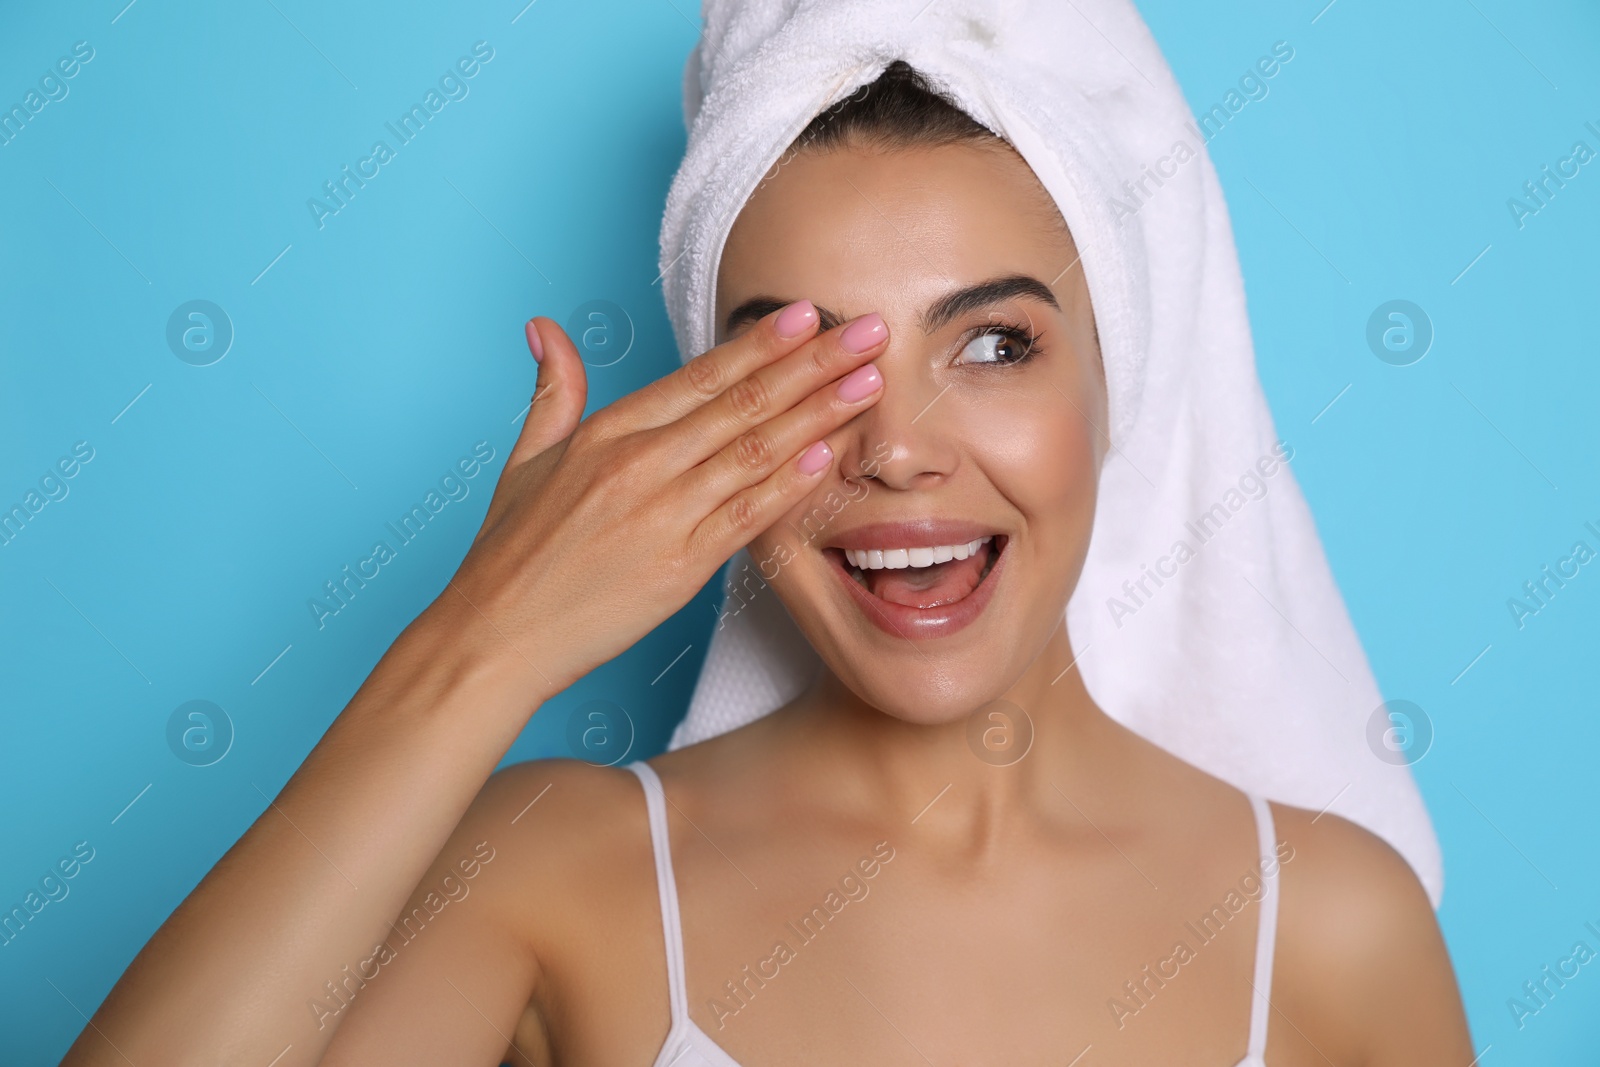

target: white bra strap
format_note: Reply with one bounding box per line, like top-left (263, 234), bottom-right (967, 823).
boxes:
top-left (627, 761), bottom-right (689, 1025)
top-left (1245, 794), bottom-right (1280, 1058)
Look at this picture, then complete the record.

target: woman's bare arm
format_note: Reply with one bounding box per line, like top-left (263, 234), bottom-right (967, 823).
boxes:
top-left (315, 759), bottom-right (657, 1067)
top-left (60, 300), bottom-right (886, 1067)
top-left (59, 612), bottom-right (547, 1067)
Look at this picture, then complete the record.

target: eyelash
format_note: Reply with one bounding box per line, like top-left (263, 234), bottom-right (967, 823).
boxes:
top-left (956, 320), bottom-right (1045, 368)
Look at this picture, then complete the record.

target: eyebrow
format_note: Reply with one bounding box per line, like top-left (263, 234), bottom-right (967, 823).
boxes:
top-left (722, 273), bottom-right (1062, 337)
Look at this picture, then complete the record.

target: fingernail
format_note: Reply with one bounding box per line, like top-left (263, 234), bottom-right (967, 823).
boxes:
top-left (839, 313), bottom-right (887, 354)
top-left (525, 319), bottom-right (544, 363)
top-left (836, 364), bottom-right (883, 403)
top-left (775, 299), bottom-right (818, 339)
top-left (796, 440), bottom-right (833, 475)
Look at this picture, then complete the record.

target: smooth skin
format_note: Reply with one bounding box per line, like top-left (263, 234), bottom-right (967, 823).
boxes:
top-left (63, 140), bottom-right (1475, 1067)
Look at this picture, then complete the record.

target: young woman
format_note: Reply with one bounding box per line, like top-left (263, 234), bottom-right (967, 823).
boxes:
top-left (63, 11), bottom-right (1473, 1067)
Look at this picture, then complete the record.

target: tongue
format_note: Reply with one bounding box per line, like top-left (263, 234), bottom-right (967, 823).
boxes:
top-left (864, 544), bottom-right (990, 608)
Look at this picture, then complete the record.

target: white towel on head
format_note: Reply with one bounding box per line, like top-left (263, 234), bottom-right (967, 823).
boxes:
top-left (657, 0), bottom-right (1443, 906)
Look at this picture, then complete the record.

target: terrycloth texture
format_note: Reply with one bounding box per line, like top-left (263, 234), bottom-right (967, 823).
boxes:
top-left (657, 0), bottom-right (1443, 906)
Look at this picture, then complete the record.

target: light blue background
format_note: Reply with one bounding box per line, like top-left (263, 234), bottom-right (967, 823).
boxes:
top-left (1, 0), bottom-right (1595, 1063)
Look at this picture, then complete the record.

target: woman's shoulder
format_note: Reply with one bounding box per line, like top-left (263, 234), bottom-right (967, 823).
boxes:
top-left (1268, 800), bottom-right (1440, 978)
top-left (470, 757), bottom-right (653, 864)
top-left (1268, 800), bottom-right (1472, 1059)
top-left (462, 742), bottom-right (750, 889)
top-left (1269, 800), bottom-right (1434, 937)
top-left (1121, 721), bottom-right (1434, 931)
top-left (454, 758), bottom-right (661, 937)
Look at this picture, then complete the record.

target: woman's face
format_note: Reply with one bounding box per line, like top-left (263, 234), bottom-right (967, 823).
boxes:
top-left (715, 138), bottom-right (1107, 726)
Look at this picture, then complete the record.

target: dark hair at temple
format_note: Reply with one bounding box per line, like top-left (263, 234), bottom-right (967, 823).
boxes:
top-left (791, 59), bottom-right (1004, 154)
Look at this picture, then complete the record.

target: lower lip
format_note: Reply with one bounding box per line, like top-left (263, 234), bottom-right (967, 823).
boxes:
top-left (825, 540), bottom-right (1008, 641)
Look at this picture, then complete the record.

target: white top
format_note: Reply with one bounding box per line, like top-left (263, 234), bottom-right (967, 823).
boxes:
top-left (625, 760), bottom-right (1280, 1066)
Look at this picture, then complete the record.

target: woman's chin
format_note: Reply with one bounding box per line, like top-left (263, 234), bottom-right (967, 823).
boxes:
top-left (815, 658), bottom-right (1020, 732)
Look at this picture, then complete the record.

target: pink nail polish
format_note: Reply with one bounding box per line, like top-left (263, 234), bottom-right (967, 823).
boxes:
top-left (836, 364), bottom-right (883, 403)
top-left (839, 313), bottom-right (886, 354)
top-left (526, 319), bottom-right (544, 363)
top-left (775, 299), bottom-right (818, 339)
top-left (797, 440), bottom-right (832, 475)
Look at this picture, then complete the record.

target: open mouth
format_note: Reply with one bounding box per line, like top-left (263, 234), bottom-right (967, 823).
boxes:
top-left (833, 536), bottom-right (1004, 608)
top-left (822, 531), bottom-right (1009, 640)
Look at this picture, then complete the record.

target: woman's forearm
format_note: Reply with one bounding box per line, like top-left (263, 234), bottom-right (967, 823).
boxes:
top-left (60, 601), bottom-right (540, 1067)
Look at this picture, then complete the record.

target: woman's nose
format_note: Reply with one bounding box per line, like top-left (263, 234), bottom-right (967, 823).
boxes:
top-left (835, 354), bottom-right (960, 492)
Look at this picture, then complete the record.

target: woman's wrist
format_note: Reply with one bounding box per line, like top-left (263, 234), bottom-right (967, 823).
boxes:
top-left (396, 587), bottom-right (570, 722)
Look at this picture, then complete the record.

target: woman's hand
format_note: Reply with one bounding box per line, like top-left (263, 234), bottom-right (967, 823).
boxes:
top-left (59, 303), bottom-right (886, 1067)
top-left (435, 300), bottom-right (889, 701)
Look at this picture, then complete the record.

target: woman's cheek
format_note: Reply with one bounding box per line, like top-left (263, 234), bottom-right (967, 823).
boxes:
top-left (965, 390), bottom-right (1099, 533)
top-left (747, 525), bottom-right (798, 582)
top-left (964, 395), bottom-right (1058, 481)
top-left (746, 485), bottom-right (827, 584)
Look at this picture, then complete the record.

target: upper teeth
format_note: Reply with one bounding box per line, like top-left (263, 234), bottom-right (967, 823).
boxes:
top-left (844, 537), bottom-right (993, 570)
